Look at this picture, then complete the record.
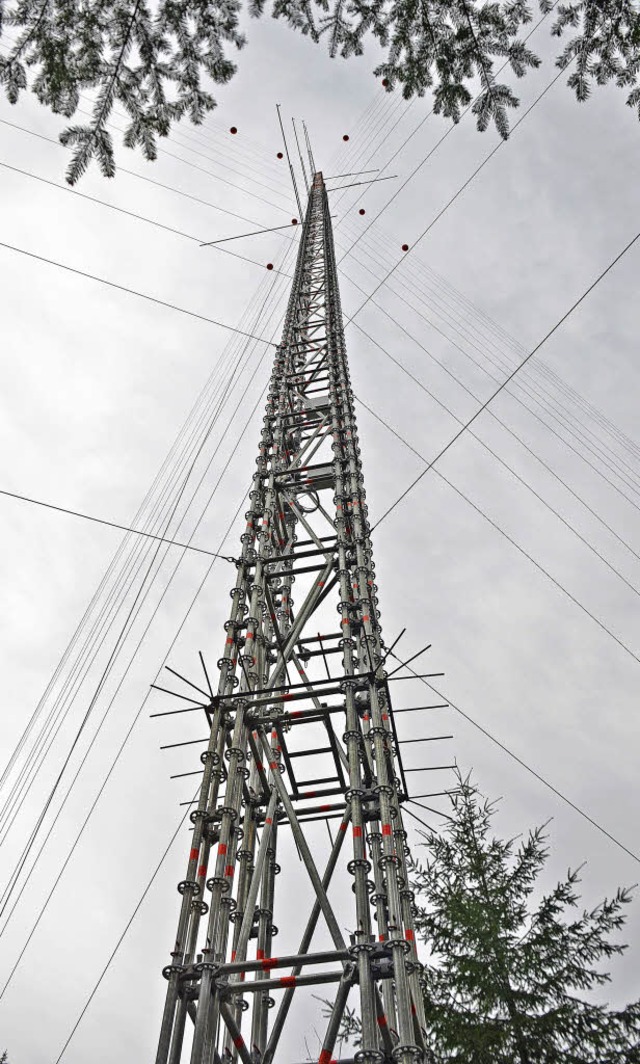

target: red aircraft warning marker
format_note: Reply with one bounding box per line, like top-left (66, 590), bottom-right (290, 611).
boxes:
top-left (343, 134), bottom-right (349, 141)
top-left (277, 151), bottom-right (283, 159)
top-left (291, 219), bottom-right (298, 225)
top-left (230, 126), bottom-right (238, 134)
top-left (402, 244), bottom-right (409, 251)
top-left (359, 209), bottom-right (365, 216)
top-left (382, 78), bottom-right (390, 87)
top-left (266, 263), bottom-right (274, 270)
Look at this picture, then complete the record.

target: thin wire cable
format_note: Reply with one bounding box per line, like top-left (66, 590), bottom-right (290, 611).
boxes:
top-left (0, 157), bottom-right (295, 276)
top-left (341, 220), bottom-right (640, 498)
top-left (358, 391), bottom-right (640, 670)
top-left (0, 139), bottom-right (295, 838)
top-left (53, 786), bottom-right (198, 1063)
top-left (0, 236), bottom-right (297, 968)
top-left (0, 237), bottom-right (293, 850)
top-left (348, 219), bottom-right (640, 485)
top-left (345, 65), bottom-right (568, 321)
top-left (0, 276), bottom-right (284, 898)
top-left (0, 257), bottom-right (283, 832)
top-left (0, 117), bottom-right (290, 233)
top-left (336, 3), bottom-right (559, 260)
top-left (69, 105), bottom-right (294, 216)
top-left (0, 302), bottom-right (255, 825)
top-left (339, 250), bottom-right (640, 550)
top-left (388, 653), bottom-right (640, 866)
top-left (335, 240), bottom-right (640, 570)
top-left (0, 240), bottom-right (278, 344)
top-left (0, 487), bottom-right (236, 559)
top-left (351, 330), bottom-right (640, 599)
top-left (347, 217), bottom-right (640, 473)
top-left (371, 228), bottom-right (640, 529)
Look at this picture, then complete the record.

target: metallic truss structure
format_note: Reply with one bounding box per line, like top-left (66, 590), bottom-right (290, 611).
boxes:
top-left (156, 172), bottom-right (428, 1064)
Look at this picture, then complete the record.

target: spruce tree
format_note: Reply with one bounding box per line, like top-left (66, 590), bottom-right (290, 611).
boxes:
top-left (334, 778), bottom-right (640, 1062)
top-left (1, 1), bottom-right (640, 183)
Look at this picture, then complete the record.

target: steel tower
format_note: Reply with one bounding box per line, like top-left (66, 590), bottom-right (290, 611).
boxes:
top-left (156, 172), bottom-right (428, 1064)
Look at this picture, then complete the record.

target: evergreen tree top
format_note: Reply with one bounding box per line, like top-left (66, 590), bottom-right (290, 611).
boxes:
top-left (1, 1), bottom-right (639, 183)
top-left (333, 776), bottom-right (640, 1063)
top-left (410, 777), bottom-right (640, 1063)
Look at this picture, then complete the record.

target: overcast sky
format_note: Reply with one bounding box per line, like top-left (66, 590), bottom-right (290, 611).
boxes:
top-left (1, 7), bottom-right (640, 1061)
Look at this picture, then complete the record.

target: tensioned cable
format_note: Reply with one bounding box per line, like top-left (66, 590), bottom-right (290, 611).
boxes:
top-left (344, 63), bottom-right (569, 321)
top-left (0, 117), bottom-right (288, 232)
top-left (0, 253), bottom-right (282, 829)
top-left (0, 363), bottom-right (254, 858)
top-left (371, 227), bottom-right (640, 530)
top-left (334, 3), bottom-right (559, 258)
top-left (0, 266), bottom-right (273, 818)
top-left (336, 214), bottom-right (640, 517)
top-left (357, 393), bottom-right (640, 672)
top-left (0, 154), bottom-right (287, 825)
top-left (0, 240), bottom-right (278, 344)
top-left (396, 245), bottom-right (640, 472)
top-left (385, 653), bottom-right (640, 866)
top-left (329, 85), bottom-right (640, 495)
top-left (351, 320), bottom-right (640, 599)
top-left (0, 487), bottom-right (235, 559)
top-left (0, 230), bottom-right (293, 846)
top-left (77, 102), bottom-right (294, 208)
top-left (54, 786), bottom-right (198, 1063)
top-left (0, 227), bottom-right (298, 940)
top-left (0, 160), bottom-right (295, 277)
top-left (335, 238), bottom-right (640, 574)
top-left (0, 126), bottom-right (295, 829)
top-left (0, 439), bottom-right (204, 915)
top-left (346, 218), bottom-right (640, 484)
top-left (338, 227), bottom-right (640, 515)
top-left (351, 308), bottom-right (640, 571)
top-left (0, 345), bottom-right (242, 906)
top-left (327, 91), bottom-right (390, 176)
top-left (0, 386), bottom-right (265, 987)
top-left (0, 253), bottom-right (291, 876)
top-left (342, 217), bottom-right (640, 481)
top-left (356, 396), bottom-right (640, 863)
top-left (0, 241), bottom-right (296, 991)
top-left (333, 95), bottom-right (412, 206)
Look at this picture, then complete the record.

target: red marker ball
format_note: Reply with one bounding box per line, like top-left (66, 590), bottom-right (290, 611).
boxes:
top-left (343, 134), bottom-right (350, 141)
top-left (382, 78), bottom-right (390, 87)
top-left (230, 126), bottom-right (238, 134)
top-left (277, 151), bottom-right (283, 159)
top-left (267, 263), bottom-right (274, 270)
top-left (291, 218), bottom-right (298, 225)
top-left (401, 244), bottom-right (409, 252)
top-left (359, 208), bottom-right (365, 216)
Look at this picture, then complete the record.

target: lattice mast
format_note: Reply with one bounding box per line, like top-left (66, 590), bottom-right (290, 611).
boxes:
top-left (156, 172), bottom-right (427, 1064)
